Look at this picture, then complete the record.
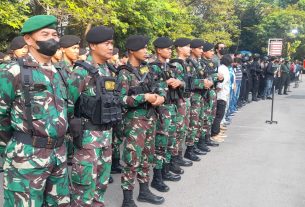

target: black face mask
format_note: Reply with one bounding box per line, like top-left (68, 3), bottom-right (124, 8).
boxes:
top-left (219, 48), bottom-right (228, 55)
top-left (36, 39), bottom-right (59, 56)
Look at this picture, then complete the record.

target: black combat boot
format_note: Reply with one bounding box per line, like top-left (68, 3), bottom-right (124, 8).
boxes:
top-left (193, 145), bottom-right (207, 155)
top-left (122, 190), bottom-right (137, 207)
top-left (162, 163), bottom-right (181, 182)
top-left (205, 134), bottom-right (219, 147)
top-left (197, 137), bottom-right (210, 152)
top-left (138, 182), bottom-right (165, 205)
top-left (175, 152), bottom-right (193, 167)
top-left (111, 157), bottom-right (123, 174)
top-left (109, 175), bottom-right (114, 184)
top-left (169, 159), bottom-right (184, 174)
top-left (151, 168), bottom-right (170, 192)
top-left (184, 146), bottom-right (200, 161)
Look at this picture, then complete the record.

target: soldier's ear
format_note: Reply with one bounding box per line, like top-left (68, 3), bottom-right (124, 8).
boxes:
top-left (23, 34), bottom-right (35, 47)
top-left (89, 43), bottom-right (96, 51)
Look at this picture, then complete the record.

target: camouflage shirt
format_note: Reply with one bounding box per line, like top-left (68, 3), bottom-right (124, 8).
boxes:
top-left (67, 55), bottom-right (114, 148)
top-left (117, 62), bottom-right (166, 119)
top-left (0, 54), bottom-right (68, 139)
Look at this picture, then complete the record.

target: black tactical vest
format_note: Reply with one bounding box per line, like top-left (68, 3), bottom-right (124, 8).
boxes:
top-left (74, 60), bottom-right (122, 129)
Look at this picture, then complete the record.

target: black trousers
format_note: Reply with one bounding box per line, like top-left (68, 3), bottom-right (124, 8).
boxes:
top-left (279, 73), bottom-right (290, 94)
top-left (211, 100), bottom-right (227, 136)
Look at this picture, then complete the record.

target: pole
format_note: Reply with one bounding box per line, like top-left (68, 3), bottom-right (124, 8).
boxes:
top-left (266, 84), bottom-right (278, 124)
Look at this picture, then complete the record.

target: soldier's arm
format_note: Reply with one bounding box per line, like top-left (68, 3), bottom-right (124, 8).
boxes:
top-left (67, 67), bottom-right (88, 115)
top-left (118, 70), bottom-right (146, 108)
top-left (0, 66), bottom-right (16, 140)
top-left (171, 62), bottom-right (186, 88)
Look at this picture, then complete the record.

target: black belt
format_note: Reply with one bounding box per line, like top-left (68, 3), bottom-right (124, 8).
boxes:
top-left (13, 131), bottom-right (64, 149)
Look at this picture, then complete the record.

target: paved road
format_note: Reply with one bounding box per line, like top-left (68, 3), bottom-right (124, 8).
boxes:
top-left (1, 77), bottom-right (305, 207)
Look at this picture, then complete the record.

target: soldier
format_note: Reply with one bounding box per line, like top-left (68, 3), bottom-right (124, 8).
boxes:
top-left (118, 35), bottom-right (166, 206)
top-left (0, 15), bottom-right (70, 206)
top-left (78, 48), bottom-right (88, 61)
top-left (200, 42), bottom-right (223, 147)
top-left (58, 35), bottom-right (81, 166)
top-left (279, 58), bottom-right (290, 95)
top-left (149, 37), bottom-right (182, 192)
top-left (67, 26), bottom-right (121, 206)
top-left (169, 38), bottom-right (198, 165)
top-left (59, 35), bottom-right (80, 71)
top-left (9, 36), bottom-right (28, 59)
top-left (250, 53), bottom-right (262, 101)
top-left (188, 39), bottom-right (213, 155)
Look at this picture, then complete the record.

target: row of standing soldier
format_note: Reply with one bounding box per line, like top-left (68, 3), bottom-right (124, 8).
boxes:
top-left (0, 15), bottom-right (227, 207)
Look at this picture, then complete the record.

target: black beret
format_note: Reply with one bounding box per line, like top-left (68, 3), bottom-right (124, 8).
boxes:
top-left (59, 35), bottom-right (81, 48)
top-left (79, 48), bottom-right (87, 56)
top-left (125, 35), bottom-right (149, 51)
top-left (190, 39), bottom-right (204, 48)
top-left (153, 37), bottom-right (173, 48)
top-left (174, 38), bottom-right (191, 47)
top-left (86, 26), bottom-right (114, 44)
top-left (10, 36), bottom-right (26, 50)
top-left (0, 52), bottom-right (5, 59)
top-left (113, 47), bottom-right (119, 55)
top-left (203, 42), bottom-right (214, 52)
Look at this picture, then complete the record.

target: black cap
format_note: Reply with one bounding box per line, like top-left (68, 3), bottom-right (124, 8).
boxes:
top-left (125, 35), bottom-right (149, 51)
top-left (113, 47), bottom-right (119, 55)
top-left (153, 37), bottom-right (173, 48)
top-left (79, 48), bottom-right (87, 56)
top-left (190, 39), bottom-right (204, 48)
top-left (86, 26), bottom-right (114, 44)
top-left (0, 52), bottom-right (5, 59)
top-left (59, 35), bottom-right (81, 48)
top-left (202, 42), bottom-right (214, 52)
top-left (10, 36), bottom-right (26, 50)
top-left (174, 38), bottom-right (191, 47)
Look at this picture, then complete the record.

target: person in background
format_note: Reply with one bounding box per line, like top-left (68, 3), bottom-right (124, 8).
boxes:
top-left (78, 48), bottom-right (88, 61)
top-left (9, 36), bottom-right (28, 59)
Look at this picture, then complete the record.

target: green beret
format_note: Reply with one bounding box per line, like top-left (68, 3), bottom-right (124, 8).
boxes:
top-left (21, 15), bottom-right (57, 35)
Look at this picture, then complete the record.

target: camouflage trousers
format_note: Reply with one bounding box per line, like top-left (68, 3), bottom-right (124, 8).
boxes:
top-left (112, 122), bottom-right (124, 159)
top-left (3, 138), bottom-right (70, 207)
top-left (199, 90), bottom-right (217, 141)
top-left (175, 97), bottom-right (190, 153)
top-left (154, 104), bottom-right (176, 170)
top-left (71, 145), bottom-right (112, 207)
top-left (66, 135), bottom-right (73, 160)
top-left (121, 116), bottom-right (156, 190)
top-left (186, 93), bottom-right (203, 146)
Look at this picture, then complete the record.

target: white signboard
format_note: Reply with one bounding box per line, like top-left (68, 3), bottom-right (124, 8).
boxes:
top-left (268, 39), bottom-right (283, 56)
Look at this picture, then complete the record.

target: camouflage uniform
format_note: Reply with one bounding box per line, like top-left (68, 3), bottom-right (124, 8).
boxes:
top-left (199, 58), bottom-right (219, 141)
top-left (0, 55), bottom-right (70, 206)
top-left (150, 62), bottom-right (173, 170)
top-left (186, 58), bottom-right (207, 146)
top-left (68, 56), bottom-right (114, 206)
top-left (118, 63), bottom-right (166, 190)
top-left (57, 60), bottom-right (74, 163)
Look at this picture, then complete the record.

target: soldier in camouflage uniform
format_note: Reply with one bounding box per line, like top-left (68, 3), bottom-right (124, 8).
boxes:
top-left (67, 26), bottom-right (120, 206)
top-left (0, 15), bottom-right (70, 206)
top-left (149, 37), bottom-right (182, 192)
top-left (57, 35), bottom-right (81, 166)
top-left (199, 42), bottom-right (224, 148)
top-left (8, 36), bottom-right (28, 60)
top-left (170, 38), bottom-right (202, 163)
top-left (187, 39), bottom-right (214, 155)
top-left (118, 35), bottom-right (166, 206)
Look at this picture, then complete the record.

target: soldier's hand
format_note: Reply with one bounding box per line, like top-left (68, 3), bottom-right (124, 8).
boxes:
top-left (204, 79), bottom-right (213, 89)
top-left (166, 78), bottom-right (176, 85)
top-left (170, 79), bottom-right (182, 89)
top-left (152, 95), bottom-right (165, 106)
top-left (217, 73), bottom-right (224, 81)
top-left (145, 93), bottom-right (158, 103)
